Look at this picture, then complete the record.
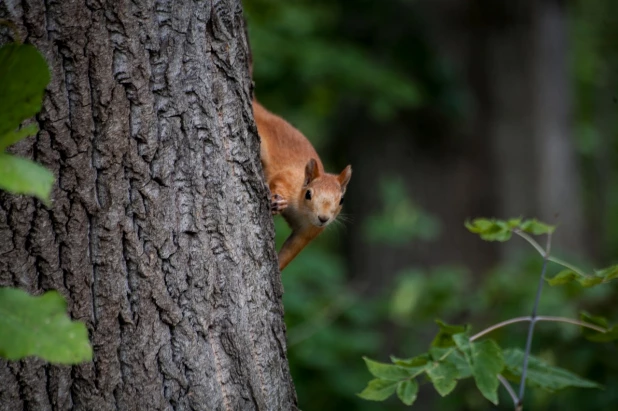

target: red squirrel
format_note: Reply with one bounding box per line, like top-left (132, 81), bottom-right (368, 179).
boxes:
top-left (253, 101), bottom-right (352, 271)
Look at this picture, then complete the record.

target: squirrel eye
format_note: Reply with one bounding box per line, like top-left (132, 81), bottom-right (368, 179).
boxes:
top-left (305, 190), bottom-right (312, 200)
top-left (339, 196), bottom-right (344, 205)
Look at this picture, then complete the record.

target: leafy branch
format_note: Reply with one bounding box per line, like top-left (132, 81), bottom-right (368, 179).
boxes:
top-left (0, 42), bottom-right (54, 204)
top-left (359, 218), bottom-right (617, 409)
top-left (0, 40), bottom-right (91, 364)
top-left (466, 218), bottom-right (618, 286)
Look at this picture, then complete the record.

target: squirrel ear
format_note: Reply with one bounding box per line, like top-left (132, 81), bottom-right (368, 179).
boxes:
top-left (338, 165), bottom-right (352, 193)
top-left (304, 159), bottom-right (320, 186)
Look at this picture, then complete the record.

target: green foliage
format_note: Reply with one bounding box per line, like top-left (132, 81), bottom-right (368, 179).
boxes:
top-left (502, 348), bottom-right (602, 392)
top-left (360, 218), bottom-right (613, 408)
top-left (547, 265), bottom-right (618, 287)
top-left (431, 320), bottom-right (469, 348)
top-left (0, 42), bottom-right (54, 204)
top-left (244, 1), bottom-right (618, 408)
top-left (466, 218), bottom-right (618, 289)
top-left (427, 347), bottom-right (472, 379)
top-left (0, 288), bottom-right (92, 363)
top-left (519, 219), bottom-right (557, 235)
top-left (275, 218), bottom-right (387, 410)
top-left (0, 43), bottom-right (49, 138)
top-left (453, 335), bottom-right (504, 404)
top-left (389, 266), bottom-right (467, 324)
top-left (0, 42), bottom-right (90, 366)
top-left (358, 357), bottom-right (421, 405)
top-left (426, 359), bottom-right (458, 396)
top-left (391, 354), bottom-right (431, 375)
top-left (364, 177), bottom-right (440, 245)
top-left (358, 379), bottom-right (399, 401)
top-left (362, 321), bottom-right (604, 408)
top-left (0, 154), bottom-right (55, 205)
top-left (362, 357), bottom-right (416, 381)
top-left (396, 379), bottom-right (418, 406)
top-left (364, 326), bottom-right (505, 404)
top-left (0, 123), bottom-right (38, 152)
top-left (245, 0), bottom-right (422, 130)
top-left (570, 0), bottom-right (618, 258)
top-left (464, 218), bottom-right (555, 242)
top-left (579, 312), bottom-right (618, 343)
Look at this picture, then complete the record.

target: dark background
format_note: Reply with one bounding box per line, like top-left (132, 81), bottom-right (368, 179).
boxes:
top-left (245, 0), bottom-right (618, 409)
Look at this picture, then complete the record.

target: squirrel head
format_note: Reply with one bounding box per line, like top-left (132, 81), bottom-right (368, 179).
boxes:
top-left (300, 159), bottom-right (352, 228)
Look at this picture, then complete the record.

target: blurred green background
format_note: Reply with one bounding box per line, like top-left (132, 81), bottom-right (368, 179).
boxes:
top-left (245, 0), bottom-right (618, 409)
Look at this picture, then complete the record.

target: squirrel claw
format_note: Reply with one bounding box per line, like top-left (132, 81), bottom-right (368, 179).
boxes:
top-left (271, 194), bottom-right (288, 215)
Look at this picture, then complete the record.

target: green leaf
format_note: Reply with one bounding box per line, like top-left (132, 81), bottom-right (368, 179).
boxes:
top-left (464, 218), bottom-right (494, 233)
top-left (503, 348), bottom-right (602, 393)
top-left (0, 123), bottom-right (38, 152)
top-left (0, 287), bottom-right (92, 364)
top-left (363, 356), bottom-right (415, 380)
top-left (357, 378), bottom-right (398, 401)
top-left (426, 360), bottom-right (458, 396)
top-left (506, 217), bottom-right (523, 228)
top-left (595, 265), bottom-right (618, 282)
top-left (547, 265), bottom-right (618, 288)
top-left (453, 334), bottom-right (504, 405)
top-left (391, 353), bottom-right (430, 367)
top-left (429, 347), bottom-right (472, 379)
top-left (465, 217), bottom-right (556, 242)
top-left (0, 153), bottom-right (54, 204)
top-left (580, 312), bottom-right (618, 342)
top-left (464, 218), bottom-right (512, 242)
top-left (546, 269), bottom-right (585, 286)
top-left (430, 348), bottom-right (472, 380)
top-left (391, 353), bottom-right (431, 376)
top-left (0, 43), bottom-right (50, 138)
top-left (519, 219), bottom-right (556, 235)
top-left (396, 379), bottom-right (418, 406)
top-left (431, 319), bottom-right (469, 348)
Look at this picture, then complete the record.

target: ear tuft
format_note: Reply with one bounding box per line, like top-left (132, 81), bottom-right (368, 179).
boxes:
top-left (304, 159), bottom-right (320, 186)
top-left (338, 165), bottom-right (352, 193)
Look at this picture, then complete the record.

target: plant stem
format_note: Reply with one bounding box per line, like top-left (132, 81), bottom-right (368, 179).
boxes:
top-left (438, 348), bottom-right (454, 362)
top-left (547, 256), bottom-right (588, 277)
top-left (470, 316), bottom-right (607, 342)
top-left (498, 374), bottom-right (518, 409)
top-left (470, 317), bottom-right (531, 341)
top-left (514, 228), bottom-right (589, 277)
top-left (536, 316), bottom-right (607, 333)
top-left (513, 230), bottom-right (546, 256)
top-left (517, 232), bottom-right (552, 406)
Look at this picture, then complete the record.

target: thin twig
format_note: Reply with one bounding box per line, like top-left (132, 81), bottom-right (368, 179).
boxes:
top-left (536, 316), bottom-right (607, 333)
top-left (514, 228), bottom-right (589, 277)
top-left (547, 256), bottom-right (589, 277)
top-left (513, 229), bottom-right (546, 257)
top-left (470, 317), bottom-right (531, 341)
top-left (498, 374), bottom-right (519, 409)
top-left (517, 232), bottom-right (552, 406)
top-left (470, 316), bottom-right (607, 342)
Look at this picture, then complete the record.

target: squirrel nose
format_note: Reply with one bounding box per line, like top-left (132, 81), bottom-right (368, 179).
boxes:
top-left (318, 215), bottom-right (329, 224)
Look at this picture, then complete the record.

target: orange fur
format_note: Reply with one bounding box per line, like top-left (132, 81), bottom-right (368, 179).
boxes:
top-left (253, 100), bottom-right (352, 270)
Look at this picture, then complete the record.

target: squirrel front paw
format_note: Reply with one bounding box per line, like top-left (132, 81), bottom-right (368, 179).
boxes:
top-left (271, 194), bottom-right (288, 215)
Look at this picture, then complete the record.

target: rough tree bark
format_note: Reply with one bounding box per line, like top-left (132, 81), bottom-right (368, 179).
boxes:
top-left (0, 1), bottom-right (297, 410)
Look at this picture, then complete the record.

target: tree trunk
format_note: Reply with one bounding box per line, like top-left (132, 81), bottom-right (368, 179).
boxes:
top-left (0, 1), bottom-right (297, 410)
top-left (532, 0), bottom-right (585, 254)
